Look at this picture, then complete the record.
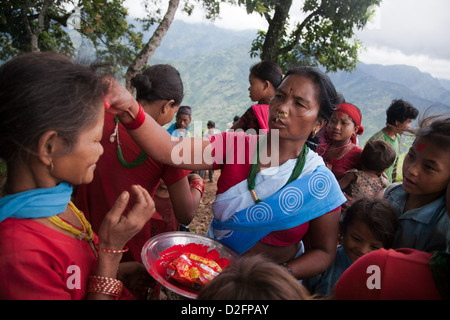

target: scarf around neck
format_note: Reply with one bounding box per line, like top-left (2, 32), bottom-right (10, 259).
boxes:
top-left (0, 182), bottom-right (73, 223)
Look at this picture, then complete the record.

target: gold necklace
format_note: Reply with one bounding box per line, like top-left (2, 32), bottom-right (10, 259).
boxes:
top-left (47, 201), bottom-right (97, 256)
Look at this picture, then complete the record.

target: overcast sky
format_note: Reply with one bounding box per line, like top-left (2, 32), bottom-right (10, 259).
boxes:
top-left (127, 0), bottom-right (450, 80)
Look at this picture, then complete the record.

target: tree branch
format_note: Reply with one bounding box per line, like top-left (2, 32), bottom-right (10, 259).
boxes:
top-left (280, 6), bottom-right (322, 55)
top-left (125, 0), bottom-right (180, 91)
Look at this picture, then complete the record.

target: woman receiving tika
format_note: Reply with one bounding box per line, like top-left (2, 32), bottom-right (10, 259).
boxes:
top-left (105, 66), bottom-right (346, 280)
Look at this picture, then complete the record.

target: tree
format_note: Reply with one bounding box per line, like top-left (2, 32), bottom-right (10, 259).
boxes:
top-left (1, 0), bottom-right (230, 90)
top-left (125, 0), bottom-right (226, 91)
top-left (240, 0), bottom-right (382, 72)
top-left (0, 0), bottom-right (144, 67)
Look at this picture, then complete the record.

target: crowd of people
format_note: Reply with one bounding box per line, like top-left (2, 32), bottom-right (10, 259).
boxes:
top-left (0, 53), bottom-right (448, 300)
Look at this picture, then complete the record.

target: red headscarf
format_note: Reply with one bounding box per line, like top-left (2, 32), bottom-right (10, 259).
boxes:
top-left (335, 103), bottom-right (364, 143)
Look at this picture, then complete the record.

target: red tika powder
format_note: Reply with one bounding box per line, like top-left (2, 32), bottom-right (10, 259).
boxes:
top-left (156, 243), bottom-right (230, 290)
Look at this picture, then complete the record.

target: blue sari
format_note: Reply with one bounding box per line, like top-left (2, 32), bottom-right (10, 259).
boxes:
top-left (208, 150), bottom-right (346, 254)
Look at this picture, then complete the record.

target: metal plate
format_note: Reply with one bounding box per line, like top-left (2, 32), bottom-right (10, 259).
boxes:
top-left (141, 231), bottom-right (240, 299)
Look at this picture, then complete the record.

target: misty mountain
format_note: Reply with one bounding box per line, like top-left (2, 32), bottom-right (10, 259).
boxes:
top-left (147, 21), bottom-right (450, 142)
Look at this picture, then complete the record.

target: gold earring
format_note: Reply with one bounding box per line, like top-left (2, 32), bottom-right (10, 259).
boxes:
top-left (311, 129), bottom-right (317, 138)
top-left (49, 162), bottom-right (54, 172)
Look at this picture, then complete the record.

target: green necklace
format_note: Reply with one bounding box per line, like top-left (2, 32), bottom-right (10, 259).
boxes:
top-left (111, 116), bottom-right (148, 168)
top-left (247, 138), bottom-right (307, 204)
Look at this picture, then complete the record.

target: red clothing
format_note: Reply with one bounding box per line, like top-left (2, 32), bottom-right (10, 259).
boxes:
top-left (75, 113), bottom-right (190, 262)
top-left (0, 218), bottom-right (97, 300)
top-left (335, 248), bottom-right (442, 300)
top-left (316, 144), bottom-right (362, 180)
top-left (237, 104), bottom-right (269, 133)
top-left (210, 132), bottom-right (337, 247)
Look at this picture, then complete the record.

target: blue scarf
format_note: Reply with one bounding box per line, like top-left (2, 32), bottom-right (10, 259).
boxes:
top-left (0, 182), bottom-right (73, 223)
top-left (211, 165), bottom-right (346, 254)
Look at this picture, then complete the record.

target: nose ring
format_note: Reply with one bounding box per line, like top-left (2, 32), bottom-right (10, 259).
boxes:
top-left (276, 111), bottom-right (288, 121)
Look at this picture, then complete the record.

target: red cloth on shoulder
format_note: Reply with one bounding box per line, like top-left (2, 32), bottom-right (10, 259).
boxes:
top-left (0, 218), bottom-right (97, 300)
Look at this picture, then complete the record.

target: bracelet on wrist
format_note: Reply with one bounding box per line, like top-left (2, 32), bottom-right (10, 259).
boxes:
top-left (190, 180), bottom-right (205, 197)
top-left (121, 102), bottom-right (145, 130)
top-left (95, 244), bottom-right (129, 254)
top-left (87, 275), bottom-right (123, 299)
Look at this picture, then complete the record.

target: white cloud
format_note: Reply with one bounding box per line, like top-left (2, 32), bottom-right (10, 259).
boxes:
top-left (359, 46), bottom-right (450, 80)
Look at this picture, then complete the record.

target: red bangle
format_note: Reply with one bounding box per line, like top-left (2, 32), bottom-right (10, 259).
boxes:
top-left (122, 102), bottom-right (145, 130)
top-left (95, 244), bottom-right (129, 254)
top-left (87, 276), bottom-right (123, 299)
top-left (190, 180), bottom-right (204, 197)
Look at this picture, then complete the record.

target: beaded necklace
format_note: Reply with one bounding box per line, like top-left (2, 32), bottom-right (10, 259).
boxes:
top-left (110, 116), bottom-right (148, 168)
top-left (47, 201), bottom-right (97, 256)
top-left (247, 138), bottom-right (307, 204)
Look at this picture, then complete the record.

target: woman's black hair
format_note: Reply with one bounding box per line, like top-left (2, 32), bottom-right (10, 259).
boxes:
top-left (250, 61), bottom-right (283, 89)
top-left (131, 64), bottom-right (184, 106)
top-left (0, 52), bottom-right (104, 163)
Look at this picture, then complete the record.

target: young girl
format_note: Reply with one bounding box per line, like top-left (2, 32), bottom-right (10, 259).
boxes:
top-left (0, 52), bottom-right (154, 299)
top-left (75, 65), bottom-right (202, 265)
top-left (303, 197), bottom-right (398, 296)
top-left (339, 140), bottom-right (396, 214)
top-left (385, 114), bottom-right (450, 252)
top-left (231, 61), bottom-right (283, 134)
top-left (105, 66), bottom-right (347, 281)
top-left (316, 103), bottom-right (364, 180)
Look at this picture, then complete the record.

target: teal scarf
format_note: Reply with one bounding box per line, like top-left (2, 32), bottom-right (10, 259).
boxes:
top-left (0, 182), bottom-right (73, 223)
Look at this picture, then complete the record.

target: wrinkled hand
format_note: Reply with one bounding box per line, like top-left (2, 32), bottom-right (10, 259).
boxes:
top-left (97, 184), bottom-right (155, 251)
top-left (187, 173), bottom-right (202, 183)
top-left (102, 76), bottom-right (139, 122)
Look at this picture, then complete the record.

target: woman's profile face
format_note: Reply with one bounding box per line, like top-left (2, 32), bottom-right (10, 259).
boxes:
top-left (51, 107), bottom-right (105, 186)
top-left (268, 74), bottom-right (323, 142)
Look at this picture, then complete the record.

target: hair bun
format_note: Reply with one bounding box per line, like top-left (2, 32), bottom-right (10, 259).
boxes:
top-left (131, 73), bottom-right (152, 95)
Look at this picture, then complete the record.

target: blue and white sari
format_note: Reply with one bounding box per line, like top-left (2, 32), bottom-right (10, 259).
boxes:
top-left (207, 149), bottom-right (346, 254)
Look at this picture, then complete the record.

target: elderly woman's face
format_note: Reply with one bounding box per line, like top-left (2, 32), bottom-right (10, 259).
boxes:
top-left (268, 74), bottom-right (323, 141)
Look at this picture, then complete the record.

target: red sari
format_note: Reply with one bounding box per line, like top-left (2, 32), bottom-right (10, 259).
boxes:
top-left (316, 143), bottom-right (362, 180)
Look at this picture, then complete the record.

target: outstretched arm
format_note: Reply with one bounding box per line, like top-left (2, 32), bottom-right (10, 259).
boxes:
top-left (104, 78), bottom-right (213, 170)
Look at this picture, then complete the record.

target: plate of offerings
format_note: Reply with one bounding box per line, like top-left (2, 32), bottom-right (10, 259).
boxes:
top-left (141, 231), bottom-right (240, 299)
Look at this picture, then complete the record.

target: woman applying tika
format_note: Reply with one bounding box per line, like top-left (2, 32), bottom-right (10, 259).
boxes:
top-left (105, 66), bottom-right (346, 280)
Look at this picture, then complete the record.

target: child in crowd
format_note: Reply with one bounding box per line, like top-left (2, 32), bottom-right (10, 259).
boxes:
top-left (230, 61), bottom-right (283, 134)
top-left (316, 103), bottom-right (364, 180)
top-left (339, 140), bottom-right (396, 214)
top-left (197, 254), bottom-right (315, 300)
top-left (385, 114), bottom-right (449, 252)
top-left (303, 198), bottom-right (398, 296)
top-left (368, 99), bottom-right (419, 183)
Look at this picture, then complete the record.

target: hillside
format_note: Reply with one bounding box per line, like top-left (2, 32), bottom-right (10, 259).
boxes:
top-left (147, 21), bottom-right (450, 142)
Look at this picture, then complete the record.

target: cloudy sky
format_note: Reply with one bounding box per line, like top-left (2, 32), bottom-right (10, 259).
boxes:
top-left (127, 0), bottom-right (450, 80)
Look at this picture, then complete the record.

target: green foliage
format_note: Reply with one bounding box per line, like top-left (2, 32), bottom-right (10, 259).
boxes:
top-left (243, 0), bottom-right (382, 72)
top-left (0, 0), bottom-right (144, 68)
top-left (0, 0), bottom-right (231, 69)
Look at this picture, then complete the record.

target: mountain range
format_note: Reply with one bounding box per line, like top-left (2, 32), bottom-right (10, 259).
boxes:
top-left (145, 20), bottom-right (450, 143)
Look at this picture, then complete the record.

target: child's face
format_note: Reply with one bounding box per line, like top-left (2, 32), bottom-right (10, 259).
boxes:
top-left (327, 112), bottom-right (358, 144)
top-left (342, 220), bottom-right (383, 263)
top-left (402, 137), bottom-right (450, 198)
top-left (248, 74), bottom-right (268, 102)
